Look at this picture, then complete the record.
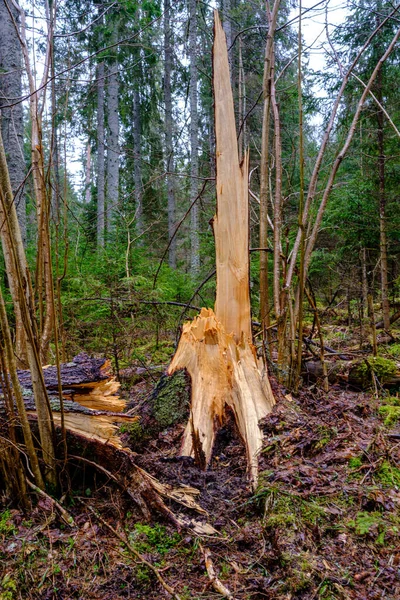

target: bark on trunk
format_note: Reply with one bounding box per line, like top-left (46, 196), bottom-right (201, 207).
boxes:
top-left (85, 141), bottom-right (91, 204)
top-left (189, 0), bottom-right (200, 273)
top-left (97, 60), bottom-right (105, 247)
top-left (133, 87), bottom-right (143, 236)
top-left (376, 66), bottom-right (390, 330)
top-left (164, 0), bottom-right (176, 268)
top-left (0, 126), bottom-right (56, 485)
top-left (168, 12), bottom-right (275, 487)
top-left (106, 27), bottom-right (120, 235)
top-left (0, 0), bottom-right (26, 244)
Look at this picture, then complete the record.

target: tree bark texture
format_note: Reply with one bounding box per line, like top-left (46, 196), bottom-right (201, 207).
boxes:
top-left (189, 0), bottom-right (200, 273)
top-left (133, 86), bottom-right (143, 236)
top-left (0, 126), bottom-right (56, 485)
top-left (106, 27), bottom-right (120, 235)
top-left (97, 60), bottom-right (105, 247)
top-left (0, 0), bottom-right (26, 244)
top-left (164, 0), bottom-right (176, 268)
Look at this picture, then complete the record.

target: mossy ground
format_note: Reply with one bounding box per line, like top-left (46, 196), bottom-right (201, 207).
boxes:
top-left (1, 322), bottom-right (400, 599)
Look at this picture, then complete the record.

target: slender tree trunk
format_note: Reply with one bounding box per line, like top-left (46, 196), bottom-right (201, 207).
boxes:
top-left (164, 0), bottom-right (176, 268)
top-left (0, 0), bottom-right (26, 243)
top-left (106, 27), bottom-right (119, 236)
top-left (259, 0), bottom-right (281, 337)
top-left (189, 0), bottom-right (200, 273)
top-left (376, 67), bottom-right (390, 329)
top-left (97, 60), bottom-right (105, 247)
top-left (133, 87), bottom-right (143, 236)
top-left (361, 246), bottom-right (368, 319)
top-left (50, 35), bottom-right (60, 220)
top-left (0, 127), bottom-right (56, 486)
top-left (85, 141), bottom-right (91, 204)
top-left (0, 0), bottom-right (27, 365)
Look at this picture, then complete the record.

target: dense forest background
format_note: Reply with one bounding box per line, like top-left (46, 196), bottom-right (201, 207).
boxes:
top-left (1, 0), bottom-right (399, 375)
top-left (1, 2), bottom-right (400, 599)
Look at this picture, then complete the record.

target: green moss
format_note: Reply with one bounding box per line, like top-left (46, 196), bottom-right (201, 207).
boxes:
top-left (351, 356), bottom-right (397, 387)
top-left (151, 371), bottom-right (190, 428)
top-left (0, 574), bottom-right (17, 600)
top-left (255, 484), bottom-right (328, 530)
top-left (0, 511), bottom-right (16, 536)
top-left (376, 460), bottom-right (400, 487)
top-left (348, 457), bottom-right (363, 469)
top-left (128, 523), bottom-right (181, 556)
top-left (314, 425), bottom-right (337, 450)
top-left (379, 404), bottom-right (400, 427)
top-left (386, 343), bottom-right (400, 359)
top-left (119, 421), bottom-right (151, 451)
top-left (347, 511), bottom-right (382, 535)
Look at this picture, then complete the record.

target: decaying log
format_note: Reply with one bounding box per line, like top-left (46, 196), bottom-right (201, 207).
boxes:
top-left (0, 353), bottom-right (131, 447)
top-left (304, 358), bottom-right (400, 389)
top-left (168, 13), bottom-right (275, 487)
top-left (1, 352), bottom-right (206, 524)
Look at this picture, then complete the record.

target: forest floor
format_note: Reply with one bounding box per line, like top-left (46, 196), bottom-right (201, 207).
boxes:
top-left (1, 323), bottom-right (400, 600)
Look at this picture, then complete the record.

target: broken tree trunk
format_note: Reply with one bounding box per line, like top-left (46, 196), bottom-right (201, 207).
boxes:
top-left (168, 12), bottom-right (275, 487)
top-left (0, 352), bottom-right (205, 525)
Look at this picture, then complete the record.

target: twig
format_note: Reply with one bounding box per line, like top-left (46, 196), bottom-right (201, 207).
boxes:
top-left (201, 545), bottom-right (236, 599)
top-left (26, 478), bottom-right (75, 526)
top-left (85, 504), bottom-right (182, 600)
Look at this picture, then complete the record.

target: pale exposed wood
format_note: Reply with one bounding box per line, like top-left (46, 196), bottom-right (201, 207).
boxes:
top-left (213, 12), bottom-right (251, 342)
top-left (168, 309), bottom-right (274, 484)
top-left (167, 12), bottom-right (275, 487)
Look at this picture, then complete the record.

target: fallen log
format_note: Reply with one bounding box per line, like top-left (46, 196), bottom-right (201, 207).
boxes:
top-left (376, 308), bottom-right (400, 329)
top-left (1, 353), bottom-right (206, 525)
top-left (303, 356), bottom-right (400, 389)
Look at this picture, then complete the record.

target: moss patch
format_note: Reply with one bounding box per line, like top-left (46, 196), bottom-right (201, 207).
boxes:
top-left (150, 370), bottom-right (190, 429)
top-left (350, 356), bottom-right (398, 387)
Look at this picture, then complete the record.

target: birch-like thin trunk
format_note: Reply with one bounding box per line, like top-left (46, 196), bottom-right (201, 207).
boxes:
top-left (97, 60), bottom-right (105, 247)
top-left (189, 0), bottom-right (200, 273)
top-left (164, 0), bottom-right (176, 268)
top-left (8, 0), bottom-right (55, 364)
top-left (259, 0), bottom-right (281, 336)
top-left (106, 27), bottom-right (119, 235)
top-left (0, 127), bottom-right (56, 486)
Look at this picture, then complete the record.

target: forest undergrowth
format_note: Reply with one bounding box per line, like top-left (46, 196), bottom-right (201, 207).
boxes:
top-left (1, 319), bottom-right (400, 600)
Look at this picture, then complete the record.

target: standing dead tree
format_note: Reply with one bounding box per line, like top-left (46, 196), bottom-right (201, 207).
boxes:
top-left (168, 12), bottom-right (275, 488)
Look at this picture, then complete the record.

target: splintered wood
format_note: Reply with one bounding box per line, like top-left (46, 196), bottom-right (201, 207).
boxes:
top-left (168, 12), bottom-right (275, 487)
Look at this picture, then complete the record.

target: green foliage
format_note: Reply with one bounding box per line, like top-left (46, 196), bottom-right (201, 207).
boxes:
top-left (348, 511), bottom-right (382, 536)
top-left (0, 511), bottom-right (16, 537)
top-left (128, 523), bottom-right (181, 556)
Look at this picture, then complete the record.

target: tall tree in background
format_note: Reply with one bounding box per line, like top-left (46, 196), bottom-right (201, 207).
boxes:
top-left (106, 22), bottom-right (120, 234)
top-left (0, 0), bottom-right (26, 244)
top-left (164, 0), bottom-right (176, 268)
top-left (189, 0), bottom-right (199, 273)
top-left (96, 15), bottom-right (105, 248)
